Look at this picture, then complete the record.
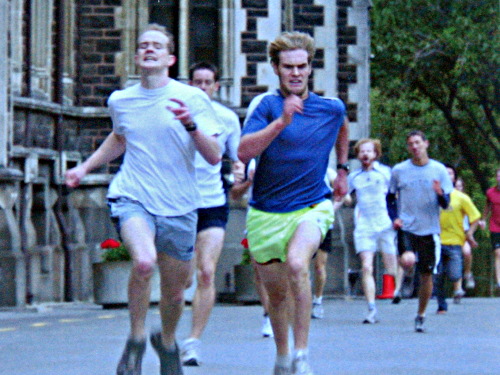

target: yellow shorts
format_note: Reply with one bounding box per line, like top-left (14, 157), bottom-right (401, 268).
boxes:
top-left (246, 200), bottom-right (334, 264)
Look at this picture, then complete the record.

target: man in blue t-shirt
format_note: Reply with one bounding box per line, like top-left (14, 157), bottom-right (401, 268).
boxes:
top-left (387, 130), bottom-right (453, 333)
top-left (238, 31), bottom-right (349, 375)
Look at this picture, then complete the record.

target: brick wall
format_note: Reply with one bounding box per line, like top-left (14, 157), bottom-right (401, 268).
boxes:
top-left (69, 1), bottom-right (122, 171)
top-left (337, 0), bottom-right (357, 122)
top-left (293, 1), bottom-right (324, 95)
top-left (240, 1), bottom-right (269, 107)
top-left (65, 116), bottom-right (119, 173)
top-left (76, 0), bottom-right (122, 107)
top-left (240, 0), bottom-right (326, 106)
top-left (13, 110), bottom-right (55, 149)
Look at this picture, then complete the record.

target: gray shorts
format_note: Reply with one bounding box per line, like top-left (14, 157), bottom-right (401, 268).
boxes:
top-left (108, 197), bottom-right (197, 261)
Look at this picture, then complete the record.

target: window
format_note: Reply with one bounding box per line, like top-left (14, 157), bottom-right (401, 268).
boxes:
top-left (149, 0), bottom-right (220, 79)
top-left (149, 1), bottom-right (179, 72)
top-left (189, 1), bottom-right (219, 67)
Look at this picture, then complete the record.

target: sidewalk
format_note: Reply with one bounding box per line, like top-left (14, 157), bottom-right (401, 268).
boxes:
top-left (0, 297), bottom-right (498, 374)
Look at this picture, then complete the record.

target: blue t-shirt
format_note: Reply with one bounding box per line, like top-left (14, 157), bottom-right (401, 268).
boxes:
top-left (242, 90), bottom-right (346, 213)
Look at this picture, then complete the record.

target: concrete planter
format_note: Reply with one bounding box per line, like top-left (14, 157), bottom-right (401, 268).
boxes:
top-left (234, 263), bottom-right (259, 303)
top-left (92, 261), bottom-right (160, 307)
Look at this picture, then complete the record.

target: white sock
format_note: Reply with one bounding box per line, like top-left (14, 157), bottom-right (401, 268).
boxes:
top-left (275, 354), bottom-right (291, 367)
top-left (313, 296), bottom-right (322, 304)
top-left (294, 348), bottom-right (309, 359)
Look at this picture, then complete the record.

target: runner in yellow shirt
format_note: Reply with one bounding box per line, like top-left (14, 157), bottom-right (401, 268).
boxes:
top-left (435, 165), bottom-right (481, 313)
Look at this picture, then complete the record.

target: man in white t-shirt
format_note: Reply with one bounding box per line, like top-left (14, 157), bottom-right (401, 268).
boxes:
top-left (180, 62), bottom-right (242, 366)
top-left (348, 139), bottom-right (398, 324)
top-left (65, 24), bottom-right (221, 375)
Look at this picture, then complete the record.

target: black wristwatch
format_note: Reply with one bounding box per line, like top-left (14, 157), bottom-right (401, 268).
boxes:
top-left (337, 163), bottom-right (350, 172)
top-left (185, 122), bottom-right (197, 132)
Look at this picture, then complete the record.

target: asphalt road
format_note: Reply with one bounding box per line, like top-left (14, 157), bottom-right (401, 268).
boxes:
top-left (0, 297), bottom-right (498, 375)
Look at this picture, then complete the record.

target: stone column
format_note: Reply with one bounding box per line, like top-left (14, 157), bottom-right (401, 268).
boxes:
top-left (0, 1), bottom-right (11, 166)
top-left (31, 184), bottom-right (64, 302)
top-left (0, 168), bottom-right (25, 307)
top-left (69, 183), bottom-right (117, 301)
top-left (177, 0), bottom-right (190, 80)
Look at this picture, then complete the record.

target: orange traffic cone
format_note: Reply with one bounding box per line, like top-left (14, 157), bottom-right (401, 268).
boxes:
top-left (377, 274), bottom-right (395, 299)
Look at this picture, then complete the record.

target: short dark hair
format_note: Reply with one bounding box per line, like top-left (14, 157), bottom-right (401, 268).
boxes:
top-left (189, 61), bottom-right (219, 81)
top-left (406, 130), bottom-right (427, 142)
top-left (444, 163), bottom-right (458, 184)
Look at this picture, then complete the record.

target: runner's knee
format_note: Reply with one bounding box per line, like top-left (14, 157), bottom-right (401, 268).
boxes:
top-left (287, 257), bottom-right (308, 281)
top-left (362, 262), bottom-right (373, 276)
top-left (400, 251), bottom-right (416, 269)
top-left (133, 259), bottom-right (156, 280)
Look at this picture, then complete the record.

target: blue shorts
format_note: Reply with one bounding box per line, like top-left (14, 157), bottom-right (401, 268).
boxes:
top-left (108, 197), bottom-right (197, 261)
top-left (197, 204), bottom-right (229, 233)
top-left (437, 245), bottom-right (463, 282)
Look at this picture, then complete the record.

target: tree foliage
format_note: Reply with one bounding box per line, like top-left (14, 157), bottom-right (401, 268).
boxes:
top-left (370, 0), bottom-right (499, 192)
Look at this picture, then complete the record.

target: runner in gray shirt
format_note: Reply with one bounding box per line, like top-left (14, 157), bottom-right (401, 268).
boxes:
top-left (387, 130), bottom-right (453, 333)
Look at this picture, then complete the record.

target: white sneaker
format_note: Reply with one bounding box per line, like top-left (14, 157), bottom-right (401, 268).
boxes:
top-left (464, 274), bottom-right (476, 289)
top-left (262, 315), bottom-right (274, 338)
top-left (180, 338), bottom-right (201, 366)
top-left (311, 302), bottom-right (324, 319)
top-left (453, 289), bottom-right (465, 304)
top-left (362, 309), bottom-right (378, 324)
top-left (292, 352), bottom-right (314, 375)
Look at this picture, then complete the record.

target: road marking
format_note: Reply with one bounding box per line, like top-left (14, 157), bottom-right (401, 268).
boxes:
top-left (31, 322), bottom-right (49, 328)
top-left (0, 313), bottom-right (122, 332)
top-left (98, 314), bottom-right (116, 319)
top-left (59, 319), bottom-right (83, 323)
top-left (0, 327), bottom-right (16, 332)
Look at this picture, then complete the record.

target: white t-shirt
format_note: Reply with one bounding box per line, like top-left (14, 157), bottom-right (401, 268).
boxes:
top-left (195, 100), bottom-right (241, 208)
top-left (348, 161), bottom-right (392, 232)
top-left (107, 80), bottom-right (222, 216)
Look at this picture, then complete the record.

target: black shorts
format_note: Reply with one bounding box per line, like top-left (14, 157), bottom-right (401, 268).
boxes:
top-left (197, 204), bottom-right (229, 233)
top-left (319, 228), bottom-right (333, 253)
top-left (491, 232), bottom-right (500, 250)
top-left (398, 230), bottom-right (440, 274)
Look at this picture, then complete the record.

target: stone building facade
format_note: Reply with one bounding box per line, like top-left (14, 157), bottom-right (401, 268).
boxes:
top-left (0, 0), bottom-right (371, 306)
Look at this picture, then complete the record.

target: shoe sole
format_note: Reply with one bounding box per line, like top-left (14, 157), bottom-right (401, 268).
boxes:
top-left (150, 333), bottom-right (183, 375)
top-left (182, 358), bottom-right (200, 367)
top-left (415, 322), bottom-right (425, 333)
top-left (392, 296), bottom-right (402, 304)
top-left (116, 339), bottom-right (146, 375)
